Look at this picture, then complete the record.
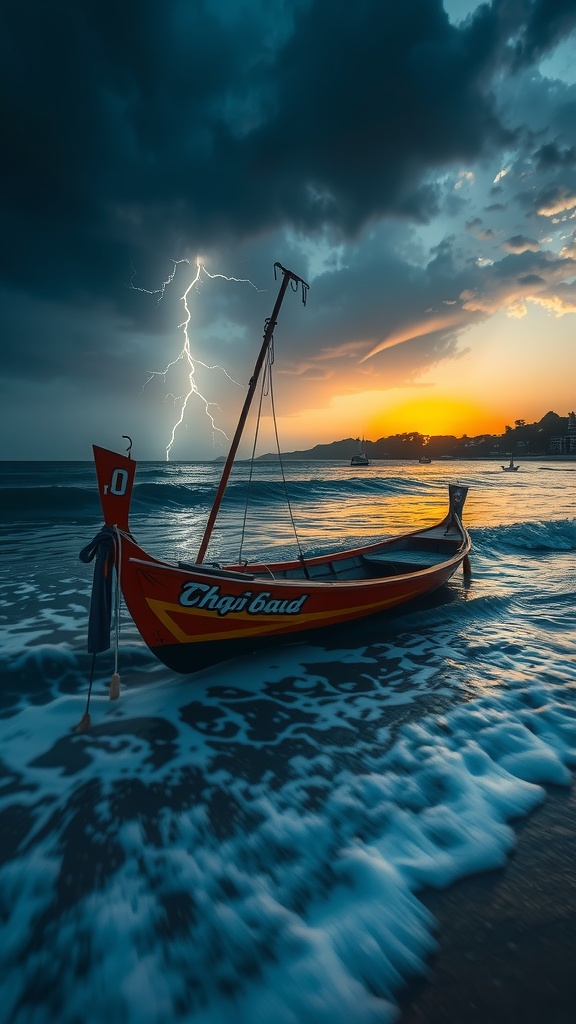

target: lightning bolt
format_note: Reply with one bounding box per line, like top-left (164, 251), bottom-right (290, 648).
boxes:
top-left (131, 258), bottom-right (264, 460)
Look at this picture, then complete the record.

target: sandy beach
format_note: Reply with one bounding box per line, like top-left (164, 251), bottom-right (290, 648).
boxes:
top-left (399, 781), bottom-right (576, 1024)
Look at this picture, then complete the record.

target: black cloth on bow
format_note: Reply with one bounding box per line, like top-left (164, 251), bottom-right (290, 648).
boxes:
top-left (79, 527), bottom-right (117, 654)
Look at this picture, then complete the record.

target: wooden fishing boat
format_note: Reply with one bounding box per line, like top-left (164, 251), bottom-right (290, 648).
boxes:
top-left (82, 264), bottom-right (472, 677)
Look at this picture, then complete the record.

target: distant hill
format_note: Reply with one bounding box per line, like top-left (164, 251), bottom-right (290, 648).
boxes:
top-left (257, 438), bottom-right (362, 461)
top-left (254, 412), bottom-right (571, 460)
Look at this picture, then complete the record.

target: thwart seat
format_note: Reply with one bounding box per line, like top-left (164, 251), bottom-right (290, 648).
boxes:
top-left (363, 548), bottom-right (450, 569)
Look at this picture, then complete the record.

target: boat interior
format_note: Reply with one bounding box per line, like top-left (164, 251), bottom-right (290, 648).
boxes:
top-left (176, 525), bottom-right (464, 584)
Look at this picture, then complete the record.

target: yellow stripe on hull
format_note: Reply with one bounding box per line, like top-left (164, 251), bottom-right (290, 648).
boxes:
top-left (145, 589), bottom-right (423, 644)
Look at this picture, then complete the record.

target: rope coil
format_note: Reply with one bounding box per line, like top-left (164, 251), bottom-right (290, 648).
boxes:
top-left (76, 524), bottom-right (126, 728)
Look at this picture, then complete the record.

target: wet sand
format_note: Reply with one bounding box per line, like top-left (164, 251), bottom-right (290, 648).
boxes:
top-left (399, 781), bottom-right (576, 1024)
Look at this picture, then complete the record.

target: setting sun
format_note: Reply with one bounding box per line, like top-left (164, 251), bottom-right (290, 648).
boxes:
top-left (315, 388), bottom-right (506, 442)
top-left (368, 396), bottom-right (504, 438)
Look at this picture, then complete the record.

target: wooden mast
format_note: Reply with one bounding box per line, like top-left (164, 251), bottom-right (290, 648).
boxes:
top-left (196, 263), bottom-right (308, 563)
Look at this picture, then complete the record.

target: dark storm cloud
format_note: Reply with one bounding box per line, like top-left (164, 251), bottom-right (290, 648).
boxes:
top-left (3, 0), bottom-right (576, 320)
top-left (517, 273), bottom-right (545, 284)
top-left (521, 182), bottom-right (576, 217)
top-left (509, 0), bottom-right (576, 67)
top-left (503, 234), bottom-right (541, 252)
top-left (466, 218), bottom-right (497, 240)
top-left (535, 141), bottom-right (576, 169)
top-left (460, 248), bottom-right (576, 314)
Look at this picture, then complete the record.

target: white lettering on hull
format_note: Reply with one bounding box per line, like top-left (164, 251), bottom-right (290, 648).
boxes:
top-left (179, 581), bottom-right (309, 617)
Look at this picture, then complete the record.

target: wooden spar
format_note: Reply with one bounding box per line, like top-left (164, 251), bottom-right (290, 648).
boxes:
top-left (196, 263), bottom-right (309, 563)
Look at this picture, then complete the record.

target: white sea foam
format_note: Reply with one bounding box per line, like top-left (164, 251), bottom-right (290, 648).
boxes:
top-left (1, 640), bottom-right (575, 1024)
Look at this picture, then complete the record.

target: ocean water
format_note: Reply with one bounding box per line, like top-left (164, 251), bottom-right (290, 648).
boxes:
top-left (1, 457), bottom-right (575, 1023)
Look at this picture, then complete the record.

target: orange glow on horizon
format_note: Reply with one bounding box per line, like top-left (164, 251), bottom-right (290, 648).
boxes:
top-left (367, 396), bottom-right (505, 439)
top-left (264, 394), bottom-right (508, 454)
top-left (264, 372), bottom-right (565, 453)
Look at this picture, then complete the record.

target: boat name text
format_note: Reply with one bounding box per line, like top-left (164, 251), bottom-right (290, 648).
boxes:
top-left (179, 582), bottom-right (309, 617)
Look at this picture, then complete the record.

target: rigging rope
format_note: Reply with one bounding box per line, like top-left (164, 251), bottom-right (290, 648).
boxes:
top-left (238, 335), bottom-right (306, 566)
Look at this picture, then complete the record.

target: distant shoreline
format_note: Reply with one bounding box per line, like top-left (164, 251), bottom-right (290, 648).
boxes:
top-left (255, 412), bottom-right (576, 462)
top-left (253, 453), bottom-right (576, 463)
top-left (2, 454), bottom-right (576, 464)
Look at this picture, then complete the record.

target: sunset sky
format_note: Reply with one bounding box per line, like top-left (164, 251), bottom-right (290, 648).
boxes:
top-left (2, 0), bottom-right (576, 460)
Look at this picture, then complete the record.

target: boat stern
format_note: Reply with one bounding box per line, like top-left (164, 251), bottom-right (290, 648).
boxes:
top-left (439, 482), bottom-right (470, 538)
top-left (448, 482), bottom-right (468, 521)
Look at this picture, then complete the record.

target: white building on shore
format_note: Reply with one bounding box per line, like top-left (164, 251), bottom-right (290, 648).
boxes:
top-left (550, 411), bottom-right (576, 454)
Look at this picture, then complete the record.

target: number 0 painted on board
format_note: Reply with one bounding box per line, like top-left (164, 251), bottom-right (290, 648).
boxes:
top-left (110, 468), bottom-right (128, 495)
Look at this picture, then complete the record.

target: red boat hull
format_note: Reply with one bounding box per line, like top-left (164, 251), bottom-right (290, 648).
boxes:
top-left (88, 446), bottom-right (471, 673)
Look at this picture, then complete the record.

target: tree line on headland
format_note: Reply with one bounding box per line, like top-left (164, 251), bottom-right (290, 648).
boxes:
top-left (258, 411), bottom-right (574, 461)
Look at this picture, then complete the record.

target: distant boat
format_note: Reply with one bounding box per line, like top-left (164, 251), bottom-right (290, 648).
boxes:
top-left (502, 455), bottom-right (519, 472)
top-left (419, 455), bottom-right (432, 464)
top-left (351, 438), bottom-right (369, 466)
